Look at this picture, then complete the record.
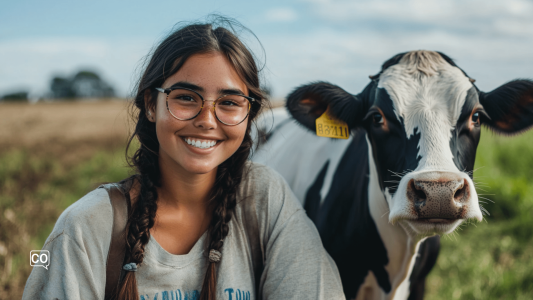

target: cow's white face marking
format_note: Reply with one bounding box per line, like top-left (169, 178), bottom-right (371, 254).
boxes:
top-left (379, 52), bottom-right (471, 171)
top-left (377, 51), bottom-right (483, 238)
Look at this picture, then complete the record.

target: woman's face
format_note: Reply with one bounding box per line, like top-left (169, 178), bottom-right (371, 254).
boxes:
top-left (148, 52), bottom-right (249, 176)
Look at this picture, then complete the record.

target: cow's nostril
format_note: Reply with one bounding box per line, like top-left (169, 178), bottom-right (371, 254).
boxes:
top-left (454, 179), bottom-right (468, 201)
top-left (453, 187), bottom-right (464, 200)
top-left (410, 180), bottom-right (427, 201)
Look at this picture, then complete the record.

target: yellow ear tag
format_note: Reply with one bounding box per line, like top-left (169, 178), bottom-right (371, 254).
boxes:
top-left (315, 107), bottom-right (349, 139)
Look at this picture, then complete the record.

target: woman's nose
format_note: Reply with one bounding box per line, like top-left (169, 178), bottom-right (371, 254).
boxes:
top-left (192, 101), bottom-right (217, 129)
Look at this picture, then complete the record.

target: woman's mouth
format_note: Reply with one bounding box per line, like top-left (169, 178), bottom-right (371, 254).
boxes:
top-left (183, 137), bottom-right (218, 149)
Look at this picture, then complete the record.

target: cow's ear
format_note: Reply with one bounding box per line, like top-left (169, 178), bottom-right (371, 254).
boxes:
top-left (480, 79), bottom-right (533, 134)
top-left (286, 81), bottom-right (365, 132)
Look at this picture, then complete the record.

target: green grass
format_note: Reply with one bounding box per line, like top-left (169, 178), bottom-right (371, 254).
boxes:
top-left (1, 128), bottom-right (533, 299)
top-left (426, 128), bottom-right (533, 300)
top-left (427, 218), bottom-right (533, 300)
top-left (0, 142), bottom-right (132, 299)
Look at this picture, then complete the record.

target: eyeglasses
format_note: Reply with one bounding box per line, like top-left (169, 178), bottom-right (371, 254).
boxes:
top-left (155, 87), bottom-right (255, 126)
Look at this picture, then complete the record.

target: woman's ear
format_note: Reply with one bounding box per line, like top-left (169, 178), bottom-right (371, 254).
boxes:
top-left (144, 89), bottom-right (156, 122)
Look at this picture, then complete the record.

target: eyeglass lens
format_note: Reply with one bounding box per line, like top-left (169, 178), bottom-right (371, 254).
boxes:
top-left (166, 89), bottom-right (250, 125)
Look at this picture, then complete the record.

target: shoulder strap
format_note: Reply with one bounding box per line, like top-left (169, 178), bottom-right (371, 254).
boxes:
top-left (242, 198), bottom-right (264, 298)
top-left (102, 183), bottom-right (130, 300)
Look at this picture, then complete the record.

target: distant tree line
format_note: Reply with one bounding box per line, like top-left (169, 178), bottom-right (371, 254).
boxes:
top-left (0, 91), bottom-right (28, 101)
top-left (0, 70), bottom-right (115, 102)
top-left (50, 70), bottom-right (115, 99)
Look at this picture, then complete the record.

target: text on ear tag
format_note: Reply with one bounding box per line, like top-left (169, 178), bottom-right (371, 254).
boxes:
top-left (315, 108), bottom-right (349, 139)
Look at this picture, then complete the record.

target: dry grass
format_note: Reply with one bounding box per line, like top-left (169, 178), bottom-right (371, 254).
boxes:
top-left (0, 100), bottom-right (132, 150)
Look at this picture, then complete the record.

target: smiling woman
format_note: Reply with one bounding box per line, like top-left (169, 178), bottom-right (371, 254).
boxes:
top-left (152, 53), bottom-right (253, 176)
top-left (21, 17), bottom-right (344, 300)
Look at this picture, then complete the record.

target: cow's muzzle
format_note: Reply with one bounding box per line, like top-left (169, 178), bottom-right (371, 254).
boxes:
top-left (406, 172), bottom-right (470, 220)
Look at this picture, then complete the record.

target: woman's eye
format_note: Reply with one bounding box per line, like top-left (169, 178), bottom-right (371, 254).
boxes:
top-left (373, 113), bottom-right (384, 124)
top-left (177, 95), bottom-right (195, 101)
top-left (472, 112), bottom-right (480, 124)
top-left (219, 100), bottom-right (238, 106)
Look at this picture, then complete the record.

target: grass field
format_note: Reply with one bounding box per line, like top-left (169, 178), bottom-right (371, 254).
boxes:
top-left (426, 128), bottom-right (533, 300)
top-left (1, 101), bottom-right (532, 299)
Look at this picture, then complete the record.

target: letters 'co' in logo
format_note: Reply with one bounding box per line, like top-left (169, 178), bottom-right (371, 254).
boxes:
top-left (30, 250), bottom-right (50, 270)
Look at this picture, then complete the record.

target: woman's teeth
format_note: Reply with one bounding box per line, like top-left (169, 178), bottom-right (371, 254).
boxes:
top-left (184, 138), bottom-right (217, 149)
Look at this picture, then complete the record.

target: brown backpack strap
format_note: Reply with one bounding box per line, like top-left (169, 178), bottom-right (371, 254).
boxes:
top-left (102, 183), bottom-right (130, 300)
top-left (243, 198), bottom-right (264, 299)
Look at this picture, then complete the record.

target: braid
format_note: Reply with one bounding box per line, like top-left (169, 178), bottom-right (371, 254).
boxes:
top-left (117, 174), bottom-right (158, 299)
top-left (116, 110), bottom-right (161, 299)
top-left (126, 173), bottom-right (158, 262)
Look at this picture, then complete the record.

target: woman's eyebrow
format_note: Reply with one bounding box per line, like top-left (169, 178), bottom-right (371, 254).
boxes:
top-left (168, 81), bottom-right (205, 92)
top-left (168, 82), bottom-right (245, 95)
top-left (219, 88), bottom-right (246, 95)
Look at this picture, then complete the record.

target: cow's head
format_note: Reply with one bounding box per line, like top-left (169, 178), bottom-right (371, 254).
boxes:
top-left (286, 50), bottom-right (533, 238)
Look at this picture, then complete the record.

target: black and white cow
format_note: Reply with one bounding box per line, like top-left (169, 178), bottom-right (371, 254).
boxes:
top-left (252, 51), bottom-right (533, 300)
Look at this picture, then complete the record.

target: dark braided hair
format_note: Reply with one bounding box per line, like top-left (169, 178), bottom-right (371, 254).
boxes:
top-left (115, 18), bottom-right (266, 300)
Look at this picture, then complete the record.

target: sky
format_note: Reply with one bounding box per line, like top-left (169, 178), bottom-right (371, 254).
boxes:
top-left (1, 0), bottom-right (533, 100)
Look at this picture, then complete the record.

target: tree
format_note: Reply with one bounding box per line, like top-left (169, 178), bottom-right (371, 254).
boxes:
top-left (49, 70), bottom-right (115, 99)
top-left (51, 77), bottom-right (74, 98)
top-left (1, 91), bottom-right (29, 102)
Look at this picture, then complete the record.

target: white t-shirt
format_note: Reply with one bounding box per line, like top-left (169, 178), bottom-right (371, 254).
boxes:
top-left (22, 162), bottom-right (344, 300)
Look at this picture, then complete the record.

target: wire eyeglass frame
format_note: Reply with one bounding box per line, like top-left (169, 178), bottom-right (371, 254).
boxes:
top-left (155, 87), bottom-right (256, 126)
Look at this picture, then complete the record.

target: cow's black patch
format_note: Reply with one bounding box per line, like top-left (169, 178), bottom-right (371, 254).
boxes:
top-left (407, 236), bottom-right (441, 300)
top-left (365, 87), bottom-right (422, 195)
top-left (303, 160), bottom-right (329, 221)
top-left (305, 128), bottom-right (391, 298)
top-left (450, 87), bottom-right (481, 176)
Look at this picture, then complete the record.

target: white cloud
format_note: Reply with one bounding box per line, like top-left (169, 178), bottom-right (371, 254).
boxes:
top-left (299, 0), bottom-right (533, 37)
top-left (265, 7), bottom-right (298, 22)
top-left (253, 0), bottom-right (533, 98)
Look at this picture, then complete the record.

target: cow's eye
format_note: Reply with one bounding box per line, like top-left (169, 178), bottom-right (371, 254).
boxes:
top-left (472, 112), bottom-right (480, 125)
top-left (373, 113), bottom-right (384, 124)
